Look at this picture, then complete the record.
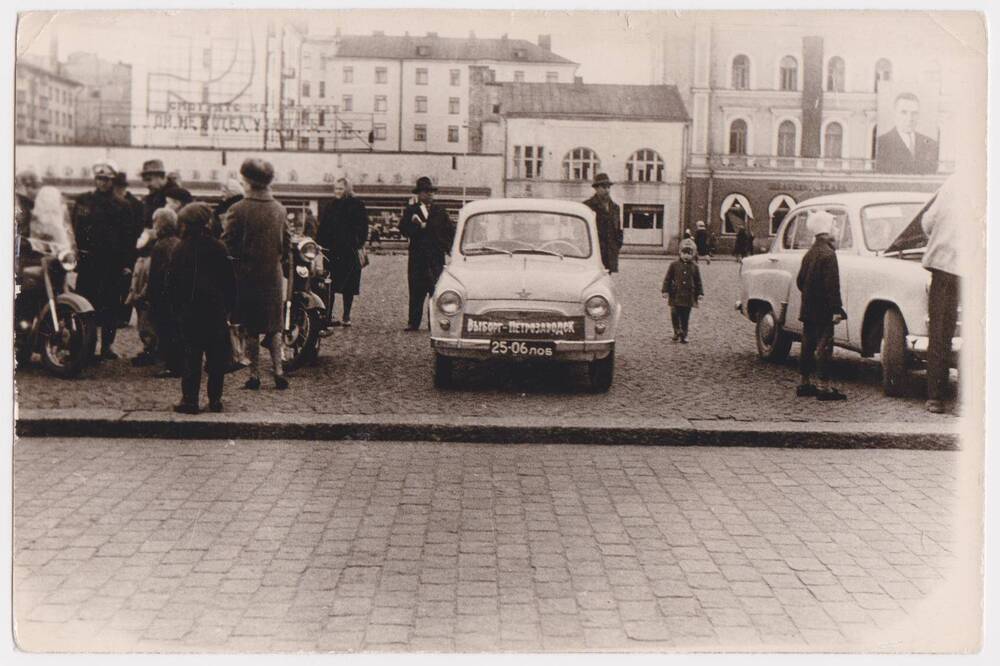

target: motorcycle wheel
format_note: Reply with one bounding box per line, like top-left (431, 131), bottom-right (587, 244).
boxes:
top-left (38, 304), bottom-right (96, 378)
top-left (282, 302), bottom-right (322, 372)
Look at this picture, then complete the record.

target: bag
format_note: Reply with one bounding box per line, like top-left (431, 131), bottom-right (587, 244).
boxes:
top-left (357, 247), bottom-right (370, 269)
top-left (226, 322), bottom-right (249, 373)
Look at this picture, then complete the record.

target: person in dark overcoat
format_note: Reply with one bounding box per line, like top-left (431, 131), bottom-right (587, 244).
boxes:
top-left (400, 176), bottom-right (455, 331)
top-left (795, 210), bottom-right (847, 401)
top-left (582, 173), bottom-right (623, 273)
top-left (317, 176), bottom-right (369, 327)
top-left (166, 202), bottom-right (237, 414)
top-left (112, 172), bottom-right (145, 327)
top-left (72, 160), bottom-right (132, 360)
top-left (694, 220), bottom-right (712, 264)
top-left (146, 208), bottom-right (182, 378)
top-left (222, 158), bottom-right (291, 390)
top-left (661, 239), bottom-right (704, 343)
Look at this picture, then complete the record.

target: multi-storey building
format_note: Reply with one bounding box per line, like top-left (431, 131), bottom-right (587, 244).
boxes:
top-left (59, 52), bottom-right (133, 146)
top-left (15, 60), bottom-right (82, 145)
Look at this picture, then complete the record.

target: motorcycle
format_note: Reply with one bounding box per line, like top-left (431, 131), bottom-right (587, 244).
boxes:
top-left (281, 235), bottom-right (326, 371)
top-left (15, 186), bottom-right (97, 378)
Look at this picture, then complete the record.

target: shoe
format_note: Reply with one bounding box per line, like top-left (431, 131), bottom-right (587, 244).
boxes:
top-left (816, 387), bottom-right (847, 401)
top-left (341, 320), bottom-right (352, 327)
top-left (796, 383), bottom-right (819, 397)
top-left (274, 375), bottom-right (289, 390)
top-left (680, 337), bottom-right (688, 344)
top-left (925, 399), bottom-right (946, 414)
top-left (154, 369), bottom-right (180, 379)
top-left (672, 333), bottom-right (679, 342)
top-left (328, 319), bottom-right (343, 327)
top-left (173, 402), bottom-right (200, 415)
top-left (131, 352), bottom-right (156, 367)
top-left (404, 326), bottom-right (420, 332)
top-left (318, 328), bottom-right (335, 338)
top-left (208, 401), bottom-right (224, 413)
top-left (100, 349), bottom-right (119, 360)
top-left (243, 377), bottom-right (261, 390)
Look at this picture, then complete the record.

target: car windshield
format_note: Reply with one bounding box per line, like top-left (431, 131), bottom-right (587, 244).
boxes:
top-left (861, 202), bottom-right (926, 252)
top-left (461, 211), bottom-right (592, 259)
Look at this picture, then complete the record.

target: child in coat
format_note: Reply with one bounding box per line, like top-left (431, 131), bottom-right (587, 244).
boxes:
top-left (662, 239), bottom-right (704, 343)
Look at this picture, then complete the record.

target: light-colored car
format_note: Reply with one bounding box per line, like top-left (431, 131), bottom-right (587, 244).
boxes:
top-left (737, 191), bottom-right (960, 396)
top-left (430, 198), bottom-right (621, 391)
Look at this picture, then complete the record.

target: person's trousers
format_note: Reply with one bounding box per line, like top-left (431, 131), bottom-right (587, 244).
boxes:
top-left (670, 306), bottom-right (691, 338)
top-left (927, 269), bottom-right (960, 402)
top-left (136, 303), bottom-right (157, 353)
top-left (799, 320), bottom-right (835, 381)
top-left (152, 310), bottom-right (182, 373)
top-left (327, 293), bottom-right (355, 323)
top-left (180, 333), bottom-right (228, 406)
top-left (407, 273), bottom-right (433, 328)
top-left (246, 332), bottom-right (284, 379)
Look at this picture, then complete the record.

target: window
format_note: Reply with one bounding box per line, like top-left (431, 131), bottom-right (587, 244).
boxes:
top-left (450, 69), bottom-right (460, 86)
top-left (732, 54), bottom-right (750, 89)
top-left (341, 122), bottom-right (353, 138)
top-left (562, 147), bottom-right (600, 181)
top-left (299, 137), bottom-right (310, 150)
top-left (768, 195), bottom-right (795, 235)
top-left (319, 81), bottom-right (326, 98)
top-left (343, 67), bottom-right (354, 83)
top-left (415, 96), bottom-right (428, 113)
top-left (448, 126), bottom-right (460, 143)
top-left (416, 68), bottom-right (428, 85)
top-left (373, 123), bottom-right (387, 141)
top-left (301, 82), bottom-right (311, 98)
top-left (376, 67), bottom-right (388, 84)
top-left (826, 56), bottom-right (845, 92)
top-left (623, 204), bottom-right (664, 231)
top-left (300, 109), bottom-right (310, 125)
top-left (777, 120), bottom-right (797, 157)
top-left (779, 56), bottom-right (798, 91)
top-left (729, 119), bottom-right (748, 155)
top-left (824, 122), bottom-right (844, 159)
top-left (875, 58), bottom-right (892, 92)
top-left (417, 45), bottom-right (430, 57)
top-left (514, 71), bottom-right (525, 82)
top-left (414, 124), bottom-right (427, 142)
top-left (343, 95), bottom-right (353, 112)
top-left (318, 111), bottom-right (326, 126)
top-left (374, 95), bottom-right (387, 113)
top-left (626, 149), bottom-right (665, 183)
top-left (449, 97), bottom-right (460, 114)
top-left (318, 137), bottom-right (325, 151)
top-left (302, 54), bottom-right (311, 70)
top-left (513, 145), bottom-right (544, 179)
top-left (546, 71), bottom-right (559, 83)
top-left (722, 197), bottom-right (750, 235)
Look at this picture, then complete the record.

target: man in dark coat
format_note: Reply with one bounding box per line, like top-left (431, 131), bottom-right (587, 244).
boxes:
top-left (113, 171), bottom-right (145, 327)
top-left (400, 176), bottom-right (455, 331)
top-left (875, 93), bottom-right (940, 175)
top-left (72, 160), bottom-right (132, 360)
top-left (317, 177), bottom-right (369, 328)
top-left (693, 220), bottom-right (712, 264)
top-left (795, 210), bottom-right (848, 401)
top-left (582, 173), bottom-right (623, 273)
top-left (140, 159), bottom-right (169, 229)
top-left (167, 202), bottom-right (237, 414)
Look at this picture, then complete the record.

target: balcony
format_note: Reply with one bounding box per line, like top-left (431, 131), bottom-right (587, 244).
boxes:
top-left (695, 154), bottom-right (955, 175)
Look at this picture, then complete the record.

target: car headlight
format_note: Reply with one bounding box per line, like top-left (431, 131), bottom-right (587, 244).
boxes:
top-left (437, 290), bottom-right (463, 315)
top-left (298, 239), bottom-right (319, 262)
top-left (585, 295), bottom-right (610, 319)
top-left (58, 250), bottom-right (77, 272)
top-left (295, 265), bottom-right (310, 278)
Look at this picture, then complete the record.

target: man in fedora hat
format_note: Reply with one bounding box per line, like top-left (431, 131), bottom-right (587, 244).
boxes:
top-left (583, 173), bottom-right (623, 273)
top-left (140, 158), bottom-right (169, 228)
top-left (400, 176), bottom-right (455, 331)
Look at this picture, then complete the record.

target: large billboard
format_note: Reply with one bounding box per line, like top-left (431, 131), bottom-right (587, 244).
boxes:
top-left (874, 78), bottom-right (941, 175)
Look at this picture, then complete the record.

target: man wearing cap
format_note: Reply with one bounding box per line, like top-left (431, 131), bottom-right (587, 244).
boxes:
top-left (795, 210), bottom-right (848, 401)
top-left (140, 159), bottom-right (169, 228)
top-left (583, 173), bottom-right (623, 273)
top-left (400, 176), bottom-right (455, 331)
top-left (72, 160), bottom-right (133, 360)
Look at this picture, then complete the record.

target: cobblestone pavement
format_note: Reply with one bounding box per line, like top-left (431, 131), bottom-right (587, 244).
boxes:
top-left (15, 256), bottom-right (956, 422)
top-left (14, 437), bottom-right (961, 652)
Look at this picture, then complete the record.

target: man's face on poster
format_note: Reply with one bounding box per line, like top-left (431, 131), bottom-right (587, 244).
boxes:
top-left (894, 97), bottom-right (920, 134)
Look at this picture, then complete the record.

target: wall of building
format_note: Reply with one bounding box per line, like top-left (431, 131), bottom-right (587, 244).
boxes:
top-left (15, 66), bottom-right (79, 145)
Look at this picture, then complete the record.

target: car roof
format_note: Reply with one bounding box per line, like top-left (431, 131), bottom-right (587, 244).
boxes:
top-left (791, 191), bottom-right (933, 209)
top-left (459, 198), bottom-right (595, 219)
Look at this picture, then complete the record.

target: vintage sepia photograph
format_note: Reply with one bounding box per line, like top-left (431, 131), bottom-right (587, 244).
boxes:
top-left (7, 1), bottom-right (990, 657)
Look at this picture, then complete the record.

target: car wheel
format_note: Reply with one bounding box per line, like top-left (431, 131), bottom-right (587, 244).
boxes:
top-left (881, 307), bottom-right (909, 397)
top-left (755, 307), bottom-right (792, 362)
top-left (433, 353), bottom-right (453, 388)
top-left (588, 350), bottom-right (615, 393)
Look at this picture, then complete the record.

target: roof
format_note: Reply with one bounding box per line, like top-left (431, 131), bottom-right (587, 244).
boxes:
top-left (16, 60), bottom-right (83, 87)
top-left (328, 34), bottom-right (576, 65)
top-left (459, 198), bottom-right (595, 221)
top-left (499, 83), bottom-right (689, 122)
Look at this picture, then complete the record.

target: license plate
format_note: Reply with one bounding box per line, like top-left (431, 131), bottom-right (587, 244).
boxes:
top-left (489, 340), bottom-right (555, 358)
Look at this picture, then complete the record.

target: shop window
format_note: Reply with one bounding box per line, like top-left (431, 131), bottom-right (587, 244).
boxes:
top-left (623, 204), bottom-right (664, 230)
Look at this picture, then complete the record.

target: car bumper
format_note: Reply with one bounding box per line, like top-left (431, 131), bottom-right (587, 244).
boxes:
top-left (905, 334), bottom-right (962, 356)
top-left (431, 337), bottom-right (614, 362)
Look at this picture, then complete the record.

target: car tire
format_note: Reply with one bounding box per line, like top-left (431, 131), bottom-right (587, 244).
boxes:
top-left (433, 353), bottom-right (453, 389)
top-left (881, 307), bottom-right (909, 397)
top-left (755, 307), bottom-right (792, 362)
top-left (588, 350), bottom-right (615, 393)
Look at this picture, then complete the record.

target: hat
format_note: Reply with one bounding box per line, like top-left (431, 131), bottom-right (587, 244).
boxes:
top-left (806, 210), bottom-right (836, 237)
top-left (412, 176), bottom-right (438, 194)
top-left (592, 173), bottom-right (613, 188)
top-left (240, 158), bottom-right (275, 188)
top-left (680, 238), bottom-right (697, 254)
top-left (140, 159), bottom-right (166, 176)
top-left (15, 169), bottom-right (41, 191)
top-left (112, 172), bottom-right (129, 187)
top-left (176, 202), bottom-right (213, 228)
top-left (92, 160), bottom-right (120, 178)
top-left (162, 185), bottom-right (193, 205)
top-left (696, 220), bottom-right (706, 229)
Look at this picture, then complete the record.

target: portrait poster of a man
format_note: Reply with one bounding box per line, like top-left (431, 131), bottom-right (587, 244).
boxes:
top-left (874, 88), bottom-right (941, 174)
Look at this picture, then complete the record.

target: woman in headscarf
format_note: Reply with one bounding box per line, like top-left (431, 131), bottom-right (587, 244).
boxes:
top-left (317, 175), bottom-right (369, 328)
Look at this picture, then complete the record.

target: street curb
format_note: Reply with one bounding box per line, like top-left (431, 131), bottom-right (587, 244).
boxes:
top-left (14, 410), bottom-right (960, 450)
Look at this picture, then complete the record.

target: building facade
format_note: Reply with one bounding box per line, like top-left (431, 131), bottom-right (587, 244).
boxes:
top-left (59, 52), bottom-right (133, 146)
top-left (15, 61), bottom-right (82, 145)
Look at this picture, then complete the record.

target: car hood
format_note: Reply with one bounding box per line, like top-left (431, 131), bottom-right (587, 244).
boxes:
top-left (446, 255), bottom-right (605, 301)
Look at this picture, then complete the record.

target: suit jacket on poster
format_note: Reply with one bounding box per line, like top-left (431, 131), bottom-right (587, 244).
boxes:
top-left (399, 202), bottom-right (455, 286)
top-left (875, 127), bottom-right (939, 175)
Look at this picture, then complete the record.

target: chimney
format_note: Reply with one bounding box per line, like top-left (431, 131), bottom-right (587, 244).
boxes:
top-left (427, 32), bottom-right (438, 38)
top-left (574, 76), bottom-right (583, 85)
top-left (538, 34), bottom-right (551, 51)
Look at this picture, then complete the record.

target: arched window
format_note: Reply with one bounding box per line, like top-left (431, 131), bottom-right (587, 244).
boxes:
top-left (826, 57), bottom-right (845, 92)
top-left (779, 56), bottom-right (798, 91)
top-left (777, 120), bottom-right (797, 157)
top-left (729, 119), bottom-right (748, 155)
top-left (626, 149), bottom-right (664, 182)
top-left (562, 147), bottom-right (601, 181)
top-left (875, 58), bottom-right (892, 92)
top-left (824, 122), bottom-right (844, 158)
top-left (732, 55), bottom-right (750, 90)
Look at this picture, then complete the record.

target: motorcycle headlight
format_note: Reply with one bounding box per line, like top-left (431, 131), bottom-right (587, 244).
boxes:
top-left (58, 250), bottom-right (77, 272)
top-left (585, 295), bottom-right (610, 320)
top-left (437, 290), bottom-right (463, 316)
top-left (298, 239), bottom-right (319, 262)
top-left (295, 265), bottom-right (310, 278)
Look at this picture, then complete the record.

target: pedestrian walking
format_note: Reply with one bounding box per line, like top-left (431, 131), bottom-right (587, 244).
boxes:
top-left (71, 160), bottom-right (132, 360)
top-left (795, 210), bottom-right (847, 401)
top-left (166, 202), bottom-right (237, 414)
top-left (694, 220), bottom-right (712, 264)
top-left (317, 176), bottom-right (369, 328)
top-left (146, 208), bottom-right (183, 378)
top-left (400, 176), bottom-right (455, 331)
top-left (212, 178), bottom-right (244, 238)
top-left (132, 159), bottom-right (170, 367)
top-left (582, 173), bottom-right (623, 273)
top-left (223, 158), bottom-right (291, 390)
top-left (661, 238), bottom-right (704, 343)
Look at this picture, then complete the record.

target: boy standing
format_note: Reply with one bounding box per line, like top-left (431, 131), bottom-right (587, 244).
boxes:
top-left (661, 239), bottom-right (704, 343)
top-left (795, 210), bottom-right (848, 400)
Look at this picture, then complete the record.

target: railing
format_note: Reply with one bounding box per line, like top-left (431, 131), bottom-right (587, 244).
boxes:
top-left (694, 154), bottom-right (955, 174)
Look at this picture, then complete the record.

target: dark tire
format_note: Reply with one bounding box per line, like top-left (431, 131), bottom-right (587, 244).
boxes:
top-left (588, 350), bottom-right (615, 393)
top-left (433, 353), bottom-right (453, 388)
top-left (755, 307), bottom-right (792, 362)
top-left (38, 304), bottom-right (95, 378)
top-left (283, 303), bottom-right (322, 372)
top-left (881, 307), bottom-right (909, 397)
